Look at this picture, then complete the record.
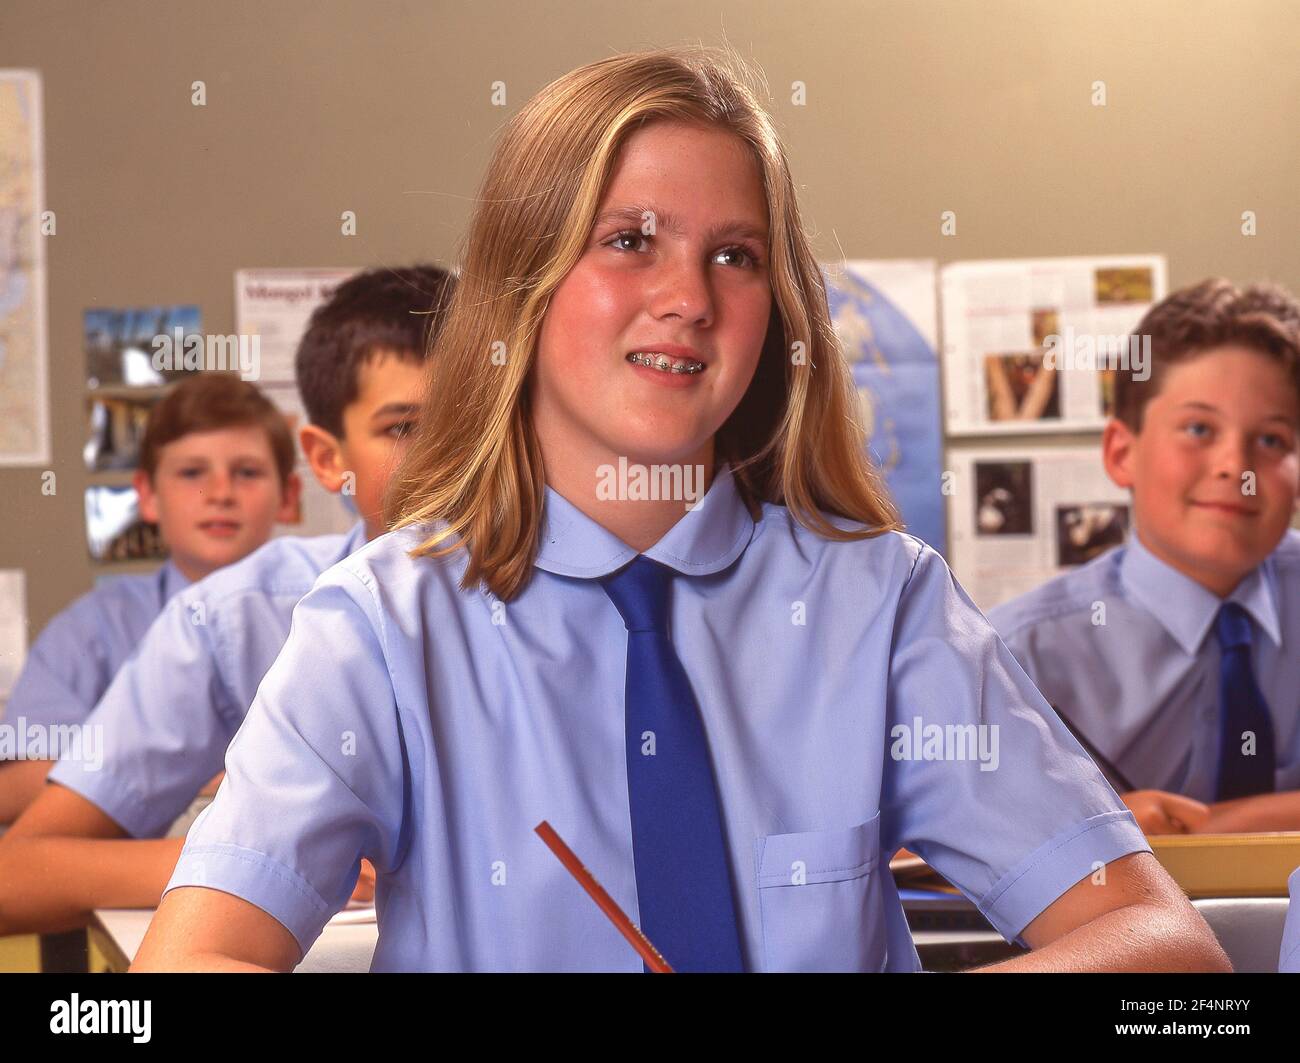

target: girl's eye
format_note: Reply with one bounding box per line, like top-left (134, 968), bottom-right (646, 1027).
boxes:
top-left (387, 421), bottom-right (416, 439)
top-left (608, 229), bottom-right (649, 253)
top-left (605, 230), bottom-right (762, 268)
top-left (714, 245), bottom-right (761, 269)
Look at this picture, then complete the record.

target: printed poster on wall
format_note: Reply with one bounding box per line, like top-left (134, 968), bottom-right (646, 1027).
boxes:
top-left (947, 445), bottom-right (1131, 611)
top-left (941, 255), bottom-right (1167, 436)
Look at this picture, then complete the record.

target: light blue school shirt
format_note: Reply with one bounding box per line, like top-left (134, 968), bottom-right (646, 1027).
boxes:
top-left (46, 524), bottom-right (368, 837)
top-left (2, 561), bottom-right (189, 742)
top-left (167, 463), bottom-right (1149, 972)
top-left (1282, 867), bottom-right (1300, 972)
top-left (989, 530), bottom-right (1300, 802)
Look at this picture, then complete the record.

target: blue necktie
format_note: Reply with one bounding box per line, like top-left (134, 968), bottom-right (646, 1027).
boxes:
top-left (1214, 603), bottom-right (1276, 801)
top-left (599, 555), bottom-right (745, 973)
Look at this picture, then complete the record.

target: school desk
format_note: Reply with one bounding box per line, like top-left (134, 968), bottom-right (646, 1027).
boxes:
top-left (89, 907), bottom-right (379, 973)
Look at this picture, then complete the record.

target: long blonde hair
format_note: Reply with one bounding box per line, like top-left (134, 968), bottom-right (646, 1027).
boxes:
top-left (386, 45), bottom-right (902, 600)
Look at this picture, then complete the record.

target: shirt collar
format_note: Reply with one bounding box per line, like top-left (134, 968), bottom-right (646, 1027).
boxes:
top-left (533, 462), bottom-right (756, 580)
top-left (1119, 531), bottom-right (1282, 654)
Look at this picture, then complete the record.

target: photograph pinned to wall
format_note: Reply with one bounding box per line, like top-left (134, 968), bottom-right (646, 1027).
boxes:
top-left (236, 270), bottom-right (361, 539)
top-left (84, 305), bottom-right (201, 389)
top-left (983, 353), bottom-right (1060, 423)
top-left (1094, 267), bottom-right (1156, 305)
top-left (823, 259), bottom-right (946, 554)
top-left (84, 484), bottom-right (166, 563)
top-left (1056, 502), bottom-right (1129, 567)
top-left (0, 70), bottom-right (51, 465)
top-left (948, 447), bottom-right (1130, 611)
top-left (84, 392), bottom-right (159, 472)
top-left (1099, 366), bottom-right (1119, 417)
top-left (974, 460), bottom-right (1033, 536)
top-left (941, 255), bottom-right (1167, 435)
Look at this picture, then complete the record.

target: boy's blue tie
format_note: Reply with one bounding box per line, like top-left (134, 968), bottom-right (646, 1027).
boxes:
top-left (599, 554), bottom-right (745, 972)
top-left (1214, 602), bottom-right (1276, 801)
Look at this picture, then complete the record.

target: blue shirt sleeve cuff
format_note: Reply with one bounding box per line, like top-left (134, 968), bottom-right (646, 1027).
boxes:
top-left (165, 842), bottom-right (336, 958)
top-left (47, 759), bottom-right (159, 839)
top-left (977, 809), bottom-right (1152, 945)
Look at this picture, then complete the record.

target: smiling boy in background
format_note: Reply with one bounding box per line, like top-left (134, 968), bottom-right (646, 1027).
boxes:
top-left (991, 278), bottom-right (1300, 834)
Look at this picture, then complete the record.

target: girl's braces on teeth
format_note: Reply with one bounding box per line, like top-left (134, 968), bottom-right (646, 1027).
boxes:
top-left (627, 352), bottom-right (705, 374)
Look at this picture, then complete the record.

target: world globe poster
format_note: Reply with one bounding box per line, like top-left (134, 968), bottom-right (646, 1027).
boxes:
top-left (824, 260), bottom-right (946, 555)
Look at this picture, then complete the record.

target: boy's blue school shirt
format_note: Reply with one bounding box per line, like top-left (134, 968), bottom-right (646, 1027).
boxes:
top-left (1282, 867), bottom-right (1300, 972)
top-left (2, 561), bottom-right (190, 742)
top-left (989, 530), bottom-right (1300, 802)
top-left (167, 463), bottom-right (1150, 972)
top-left (45, 523), bottom-right (368, 836)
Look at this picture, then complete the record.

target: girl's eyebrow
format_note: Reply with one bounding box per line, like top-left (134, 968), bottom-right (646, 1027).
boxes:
top-left (593, 204), bottom-right (769, 246)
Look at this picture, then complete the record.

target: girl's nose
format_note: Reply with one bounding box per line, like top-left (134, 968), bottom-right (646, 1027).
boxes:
top-left (651, 259), bottom-right (715, 327)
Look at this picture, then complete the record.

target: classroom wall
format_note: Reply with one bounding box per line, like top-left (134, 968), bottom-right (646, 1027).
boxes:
top-left (1, 0), bottom-right (1296, 638)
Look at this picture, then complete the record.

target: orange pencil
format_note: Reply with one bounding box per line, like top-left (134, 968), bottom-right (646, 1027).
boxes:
top-left (534, 820), bottom-right (674, 973)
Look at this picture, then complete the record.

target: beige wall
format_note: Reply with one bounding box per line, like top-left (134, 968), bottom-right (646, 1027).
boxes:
top-left (1, 0), bottom-right (1296, 637)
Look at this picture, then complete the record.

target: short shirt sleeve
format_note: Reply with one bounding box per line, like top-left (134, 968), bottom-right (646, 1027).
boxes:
top-left (881, 541), bottom-right (1151, 944)
top-left (164, 567), bottom-right (407, 957)
top-left (46, 590), bottom-right (237, 837)
top-left (4, 599), bottom-right (114, 738)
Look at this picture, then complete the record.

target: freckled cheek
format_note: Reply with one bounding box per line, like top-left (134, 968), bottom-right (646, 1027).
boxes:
top-left (547, 270), bottom-right (638, 370)
top-left (724, 290), bottom-right (772, 365)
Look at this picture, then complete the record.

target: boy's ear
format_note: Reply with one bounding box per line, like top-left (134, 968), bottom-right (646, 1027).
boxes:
top-left (275, 470), bottom-right (303, 523)
top-left (298, 424), bottom-right (348, 493)
top-left (133, 468), bottom-right (160, 524)
top-left (1101, 416), bottom-right (1137, 490)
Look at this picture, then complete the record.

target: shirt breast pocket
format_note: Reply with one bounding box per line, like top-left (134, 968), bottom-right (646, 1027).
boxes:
top-left (754, 813), bottom-right (887, 972)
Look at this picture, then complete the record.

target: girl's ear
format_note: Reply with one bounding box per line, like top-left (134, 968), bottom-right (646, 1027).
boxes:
top-left (1101, 417), bottom-right (1137, 490)
top-left (133, 468), bottom-right (160, 524)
